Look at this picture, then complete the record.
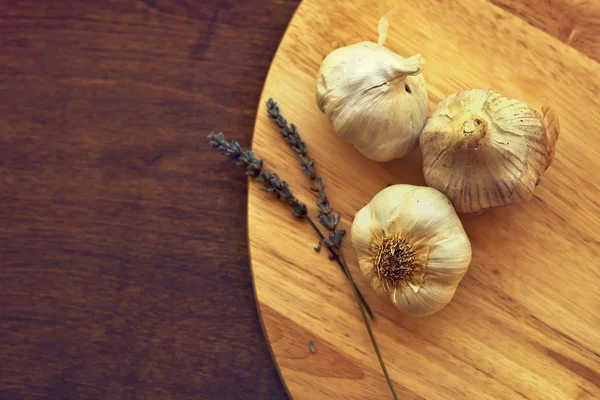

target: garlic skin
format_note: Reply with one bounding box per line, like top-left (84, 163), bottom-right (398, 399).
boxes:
top-left (351, 185), bottom-right (472, 316)
top-left (316, 41), bottom-right (427, 161)
top-left (420, 89), bottom-right (560, 214)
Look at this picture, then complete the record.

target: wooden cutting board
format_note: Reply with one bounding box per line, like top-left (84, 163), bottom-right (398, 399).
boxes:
top-left (248, 0), bottom-right (600, 399)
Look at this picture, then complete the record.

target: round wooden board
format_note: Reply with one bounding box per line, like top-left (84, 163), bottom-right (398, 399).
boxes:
top-left (248, 0), bottom-right (600, 399)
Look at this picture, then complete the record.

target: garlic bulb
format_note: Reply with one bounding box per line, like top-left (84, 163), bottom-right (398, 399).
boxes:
top-left (351, 185), bottom-right (472, 316)
top-left (315, 13), bottom-right (428, 162)
top-left (420, 89), bottom-right (560, 214)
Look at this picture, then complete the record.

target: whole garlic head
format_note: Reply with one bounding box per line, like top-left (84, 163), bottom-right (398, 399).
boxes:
top-left (316, 16), bottom-right (428, 162)
top-left (351, 185), bottom-right (472, 317)
top-left (420, 89), bottom-right (560, 214)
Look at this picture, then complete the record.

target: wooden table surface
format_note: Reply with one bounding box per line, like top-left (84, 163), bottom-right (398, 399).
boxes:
top-left (0, 1), bottom-right (297, 399)
top-left (1, 1), bottom-right (598, 399)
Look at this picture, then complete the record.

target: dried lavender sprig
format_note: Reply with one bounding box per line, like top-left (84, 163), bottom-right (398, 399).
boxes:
top-left (208, 132), bottom-right (307, 217)
top-left (266, 98), bottom-right (314, 179)
top-left (266, 99), bottom-right (346, 249)
top-left (265, 99), bottom-right (373, 318)
top-left (207, 132), bottom-right (373, 319)
top-left (313, 176), bottom-right (345, 249)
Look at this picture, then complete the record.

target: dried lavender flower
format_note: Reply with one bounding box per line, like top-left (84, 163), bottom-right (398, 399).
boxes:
top-left (266, 99), bottom-right (346, 249)
top-left (312, 176), bottom-right (345, 249)
top-left (208, 132), bottom-right (306, 217)
top-left (266, 98), bottom-right (315, 179)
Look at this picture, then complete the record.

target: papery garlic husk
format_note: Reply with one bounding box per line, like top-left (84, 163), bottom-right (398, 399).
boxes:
top-left (351, 184), bottom-right (472, 317)
top-left (420, 89), bottom-right (560, 214)
top-left (315, 13), bottom-right (428, 162)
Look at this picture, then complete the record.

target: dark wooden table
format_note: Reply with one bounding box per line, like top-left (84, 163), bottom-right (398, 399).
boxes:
top-left (0, 1), bottom-right (298, 398)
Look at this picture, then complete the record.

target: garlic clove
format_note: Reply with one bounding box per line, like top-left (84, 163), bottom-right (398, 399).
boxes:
top-left (351, 200), bottom-right (381, 254)
top-left (537, 105), bottom-right (560, 169)
top-left (420, 89), bottom-right (560, 213)
top-left (425, 237), bottom-right (471, 285)
top-left (392, 281), bottom-right (460, 317)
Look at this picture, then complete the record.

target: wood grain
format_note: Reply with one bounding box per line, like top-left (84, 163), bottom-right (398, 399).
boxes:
top-left (249, 0), bottom-right (600, 399)
top-left (0, 0), bottom-right (298, 399)
top-left (490, 0), bottom-right (600, 62)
